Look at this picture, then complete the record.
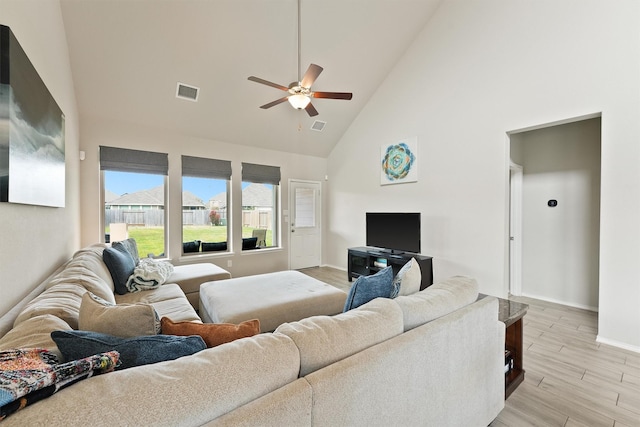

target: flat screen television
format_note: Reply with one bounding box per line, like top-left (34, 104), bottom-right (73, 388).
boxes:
top-left (366, 212), bottom-right (421, 254)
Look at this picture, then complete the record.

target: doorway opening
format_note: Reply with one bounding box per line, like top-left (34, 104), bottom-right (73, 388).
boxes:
top-left (507, 114), bottom-right (601, 311)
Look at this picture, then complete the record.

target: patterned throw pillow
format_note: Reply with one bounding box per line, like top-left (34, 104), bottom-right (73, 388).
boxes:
top-left (343, 266), bottom-right (394, 312)
top-left (160, 317), bottom-right (260, 348)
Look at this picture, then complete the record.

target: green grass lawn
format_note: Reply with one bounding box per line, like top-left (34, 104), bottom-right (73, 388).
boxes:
top-left (121, 226), bottom-right (273, 256)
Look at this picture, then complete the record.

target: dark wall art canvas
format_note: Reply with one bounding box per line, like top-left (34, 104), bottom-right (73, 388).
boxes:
top-left (0, 25), bottom-right (65, 207)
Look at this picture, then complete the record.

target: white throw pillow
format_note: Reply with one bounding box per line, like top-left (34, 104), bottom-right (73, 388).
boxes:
top-left (392, 258), bottom-right (422, 297)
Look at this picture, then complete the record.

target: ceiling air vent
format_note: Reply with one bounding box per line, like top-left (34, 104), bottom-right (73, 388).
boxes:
top-left (311, 120), bottom-right (326, 132)
top-left (176, 82), bottom-right (199, 102)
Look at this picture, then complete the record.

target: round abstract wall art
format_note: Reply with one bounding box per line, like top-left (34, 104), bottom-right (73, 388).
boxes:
top-left (380, 138), bottom-right (418, 185)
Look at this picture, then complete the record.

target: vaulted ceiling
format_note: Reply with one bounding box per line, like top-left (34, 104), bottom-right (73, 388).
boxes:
top-left (60, 0), bottom-right (442, 157)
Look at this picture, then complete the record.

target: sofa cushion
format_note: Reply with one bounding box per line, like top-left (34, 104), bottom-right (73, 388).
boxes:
top-left (0, 315), bottom-right (72, 361)
top-left (13, 283), bottom-right (86, 329)
top-left (9, 334), bottom-right (300, 426)
top-left (391, 258), bottom-right (421, 297)
top-left (78, 292), bottom-right (160, 337)
top-left (275, 298), bottom-right (404, 377)
top-left (103, 242), bottom-right (136, 295)
top-left (64, 244), bottom-right (116, 294)
top-left (160, 317), bottom-right (260, 348)
top-left (46, 245), bottom-right (117, 304)
top-left (51, 330), bottom-right (206, 369)
top-left (168, 263), bottom-right (232, 309)
top-left (115, 283), bottom-right (201, 323)
top-left (343, 266), bottom-right (394, 311)
top-left (394, 275), bottom-right (480, 331)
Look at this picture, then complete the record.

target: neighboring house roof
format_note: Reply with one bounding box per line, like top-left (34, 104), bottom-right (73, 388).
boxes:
top-left (107, 183), bottom-right (271, 209)
top-left (209, 192), bottom-right (227, 210)
top-left (182, 191), bottom-right (206, 208)
top-left (107, 185), bottom-right (205, 208)
top-left (242, 183), bottom-right (273, 207)
top-left (104, 190), bottom-right (120, 203)
top-left (208, 183), bottom-right (273, 210)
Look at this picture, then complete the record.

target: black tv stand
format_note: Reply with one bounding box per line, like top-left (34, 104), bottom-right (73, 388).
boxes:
top-left (347, 247), bottom-right (433, 290)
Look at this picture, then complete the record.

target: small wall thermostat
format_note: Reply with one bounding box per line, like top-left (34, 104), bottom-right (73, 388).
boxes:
top-left (548, 199), bottom-right (558, 207)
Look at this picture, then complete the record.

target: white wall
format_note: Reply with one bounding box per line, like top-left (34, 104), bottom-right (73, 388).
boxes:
top-left (326, 0), bottom-right (640, 350)
top-left (0, 0), bottom-right (80, 317)
top-left (78, 117), bottom-right (327, 278)
top-left (512, 118), bottom-right (601, 310)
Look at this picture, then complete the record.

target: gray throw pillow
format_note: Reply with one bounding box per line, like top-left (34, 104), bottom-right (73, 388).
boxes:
top-left (343, 266), bottom-right (394, 312)
top-left (391, 258), bottom-right (422, 297)
top-left (51, 330), bottom-right (206, 370)
top-left (103, 242), bottom-right (135, 295)
top-left (78, 292), bottom-right (160, 337)
top-left (119, 238), bottom-right (140, 265)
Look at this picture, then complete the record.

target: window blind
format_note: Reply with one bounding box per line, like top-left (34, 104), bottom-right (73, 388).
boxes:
top-left (100, 146), bottom-right (168, 175)
top-left (182, 155), bottom-right (231, 180)
top-left (241, 162), bottom-right (281, 185)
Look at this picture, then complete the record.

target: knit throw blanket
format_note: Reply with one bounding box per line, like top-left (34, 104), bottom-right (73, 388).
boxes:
top-left (0, 348), bottom-right (119, 420)
top-left (126, 257), bottom-right (174, 292)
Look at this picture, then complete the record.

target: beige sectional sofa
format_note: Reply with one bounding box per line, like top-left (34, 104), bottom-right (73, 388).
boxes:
top-left (0, 244), bottom-right (505, 426)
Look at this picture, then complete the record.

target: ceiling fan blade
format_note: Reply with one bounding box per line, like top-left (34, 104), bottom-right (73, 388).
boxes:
top-left (248, 76), bottom-right (289, 92)
top-left (260, 96), bottom-right (289, 109)
top-left (312, 91), bottom-right (353, 100)
top-left (300, 64), bottom-right (323, 88)
top-left (305, 102), bottom-right (319, 117)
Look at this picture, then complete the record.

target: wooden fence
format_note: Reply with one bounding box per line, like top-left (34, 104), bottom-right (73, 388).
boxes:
top-left (105, 209), bottom-right (241, 227)
top-left (106, 209), bottom-right (218, 227)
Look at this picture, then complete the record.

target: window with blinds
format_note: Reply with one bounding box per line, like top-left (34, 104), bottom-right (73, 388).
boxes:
top-left (100, 146), bottom-right (168, 258)
top-left (241, 163), bottom-right (280, 249)
top-left (181, 155), bottom-right (232, 254)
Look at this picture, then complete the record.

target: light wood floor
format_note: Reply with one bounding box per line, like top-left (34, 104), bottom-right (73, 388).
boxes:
top-left (298, 267), bottom-right (640, 427)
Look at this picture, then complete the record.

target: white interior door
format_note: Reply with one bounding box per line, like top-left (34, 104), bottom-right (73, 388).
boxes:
top-left (509, 162), bottom-right (523, 296)
top-left (289, 180), bottom-right (321, 269)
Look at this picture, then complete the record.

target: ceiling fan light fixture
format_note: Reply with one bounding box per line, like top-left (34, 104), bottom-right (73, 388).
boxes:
top-left (288, 94), bottom-right (311, 109)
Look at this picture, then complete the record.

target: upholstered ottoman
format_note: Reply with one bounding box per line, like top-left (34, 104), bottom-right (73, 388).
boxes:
top-left (168, 263), bottom-right (231, 309)
top-left (199, 270), bottom-right (347, 332)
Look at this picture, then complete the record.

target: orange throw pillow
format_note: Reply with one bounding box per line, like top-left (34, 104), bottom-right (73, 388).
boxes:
top-left (160, 317), bottom-right (260, 348)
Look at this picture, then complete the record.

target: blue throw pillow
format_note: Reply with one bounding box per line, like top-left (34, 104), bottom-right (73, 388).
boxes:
top-left (183, 240), bottom-right (201, 253)
top-left (51, 330), bottom-right (206, 370)
top-left (202, 241), bottom-right (227, 252)
top-left (343, 266), bottom-right (394, 312)
top-left (242, 237), bottom-right (258, 250)
top-left (103, 242), bottom-right (136, 295)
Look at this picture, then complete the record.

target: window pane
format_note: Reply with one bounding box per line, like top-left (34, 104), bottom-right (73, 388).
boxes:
top-left (241, 182), bottom-right (277, 249)
top-left (104, 170), bottom-right (165, 258)
top-left (182, 176), bottom-right (228, 254)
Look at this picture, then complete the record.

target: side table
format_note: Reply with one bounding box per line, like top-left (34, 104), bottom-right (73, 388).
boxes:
top-left (497, 297), bottom-right (528, 399)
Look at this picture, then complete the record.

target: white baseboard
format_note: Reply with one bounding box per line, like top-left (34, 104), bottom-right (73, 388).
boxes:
top-left (520, 292), bottom-right (598, 312)
top-left (320, 263), bottom-right (346, 272)
top-left (596, 335), bottom-right (640, 354)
